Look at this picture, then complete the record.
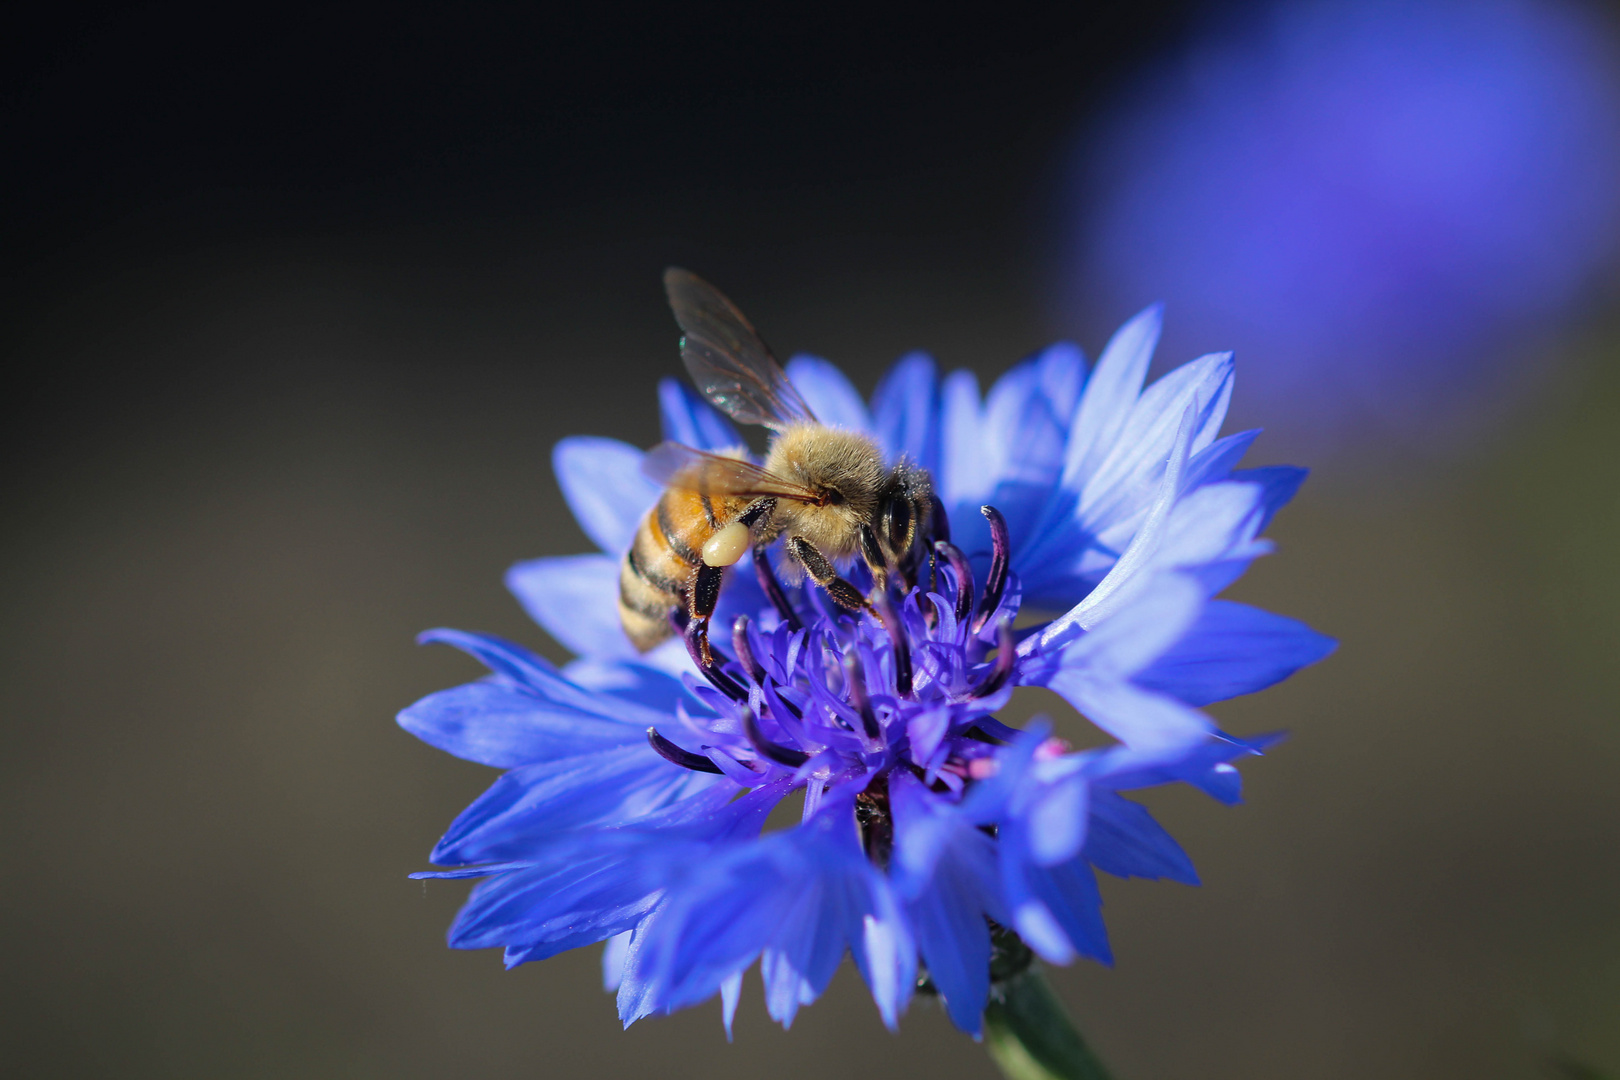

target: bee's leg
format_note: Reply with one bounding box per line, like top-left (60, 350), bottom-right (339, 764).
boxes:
top-left (687, 563), bottom-right (725, 667)
top-left (787, 536), bottom-right (872, 614)
top-left (858, 524), bottom-right (891, 596)
top-left (683, 564), bottom-right (748, 700)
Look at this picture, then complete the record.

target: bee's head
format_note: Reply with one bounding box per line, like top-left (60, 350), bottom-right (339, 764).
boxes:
top-left (874, 461), bottom-right (933, 567)
top-left (763, 427), bottom-right (936, 570)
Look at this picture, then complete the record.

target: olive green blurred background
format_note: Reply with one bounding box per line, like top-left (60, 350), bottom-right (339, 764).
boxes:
top-left (2, 5), bottom-right (1617, 1078)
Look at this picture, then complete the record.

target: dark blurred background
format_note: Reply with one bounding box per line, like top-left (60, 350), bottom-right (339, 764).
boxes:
top-left (3, 2), bottom-right (1618, 1077)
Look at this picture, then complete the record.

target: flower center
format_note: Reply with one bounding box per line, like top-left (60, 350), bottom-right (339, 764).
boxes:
top-left (647, 504), bottom-right (1019, 800)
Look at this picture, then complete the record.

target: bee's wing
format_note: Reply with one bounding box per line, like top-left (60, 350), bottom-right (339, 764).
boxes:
top-left (642, 442), bottom-right (821, 503)
top-left (664, 267), bottom-right (819, 431)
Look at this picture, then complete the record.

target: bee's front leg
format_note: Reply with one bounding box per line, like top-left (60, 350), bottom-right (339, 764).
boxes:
top-left (787, 536), bottom-right (873, 614)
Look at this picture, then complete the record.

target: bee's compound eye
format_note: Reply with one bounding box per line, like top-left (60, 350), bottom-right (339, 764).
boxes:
top-left (701, 521), bottom-right (752, 567)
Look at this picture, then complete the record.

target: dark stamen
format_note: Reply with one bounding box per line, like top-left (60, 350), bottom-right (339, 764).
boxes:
top-left (685, 619), bottom-right (747, 702)
top-left (873, 592), bottom-right (914, 698)
top-left (742, 707), bottom-right (810, 767)
top-left (929, 493), bottom-right (951, 544)
top-left (647, 727), bottom-right (724, 774)
top-left (972, 505), bottom-right (1010, 635)
top-left (934, 539), bottom-right (975, 627)
top-left (844, 653), bottom-right (883, 741)
top-left (731, 616), bottom-right (766, 686)
top-left (918, 550), bottom-right (940, 631)
top-left (972, 618), bottom-right (1016, 698)
top-left (753, 546), bottom-right (803, 632)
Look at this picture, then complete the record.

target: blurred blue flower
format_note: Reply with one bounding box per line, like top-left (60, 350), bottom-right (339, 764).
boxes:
top-left (400, 316), bottom-right (1333, 1036)
top-left (1062, 0), bottom-right (1620, 450)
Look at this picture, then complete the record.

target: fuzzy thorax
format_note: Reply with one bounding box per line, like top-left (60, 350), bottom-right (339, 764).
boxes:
top-left (761, 424), bottom-right (887, 566)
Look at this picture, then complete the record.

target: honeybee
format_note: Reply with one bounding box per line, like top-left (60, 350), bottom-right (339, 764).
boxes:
top-left (618, 268), bottom-right (935, 661)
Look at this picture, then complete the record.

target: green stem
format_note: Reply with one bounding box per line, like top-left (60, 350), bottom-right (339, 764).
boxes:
top-left (982, 966), bottom-right (1115, 1080)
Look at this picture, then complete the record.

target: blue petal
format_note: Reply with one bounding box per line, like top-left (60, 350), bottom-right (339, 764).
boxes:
top-left (1084, 790), bottom-right (1198, 884)
top-left (1092, 732), bottom-right (1281, 805)
top-left (1126, 349), bottom-right (1234, 455)
top-left (760, 895), bottom-right (843, 1030)
top-left (1003, 342), bottom-right (1086, 464)
top-left (1042, 675), bottom-right (1213, 752)
top-left (503, 931), bottom-right (624, 969)
top-left (620, 801), bottom-right (913, 1030)
top-left (1016, 316), bottom-right (1239, 610)
top-left (507, 558), bottom-right (696, 678)
top-left (957, 720), bottom-right (1049, 825)
top-left (905, 865), bottom-right (991, 1034)
top-left (1232, 465), bottom-right (1308, 533)
top-left (1029, 341), bottom-right (1087, 423)
top-left (1146, 479), bottom-right (1278, 583)
top-left (448, 841), bottom-right (667, 951)
top-left (977, 363), bottom-right (1039, 492)
top-left (1025, 392), bottom-right (1201, 616)
top-left (625, 859), bottom-right (786, 1023)
top-left (553, 436), bottom-right (661, 554)
top-left (871, 351), bottom-right (940, 473)
top-left (398, 677), bottom-right (645, 768)
top-left (409, 861), bottom-right (529, 879)
top-left (889, 769), bottom-right (970, 894)
top-left (785, 355), bottom-right (872, 430)
top-left (720, 968), bottom-right (744, 1040)
top-left (758, 819), bottom-right (880, 1028)
top-left (1134, 600), bottom-right (1337, 707)
top-left (449, 788), bottom-right (774, 958)
top-left (602, 930), bottom-right (633, 991)
top-left (415, 627), bottom-right (557, 686)
top-left (939, 344), bottom-right (1088, 566)
top-left (1027, 772), bottom-right (1089, 867)
top-left (659, 378), bottom-right (742, 451)
top-left (1088, 467), bottom-right (1300, 605)
top-left (415, 628), bottom-right (668, 727)
top-left (1036, 570), bottom-right (1207, 681)
top-left (937, 369), bottom-right (985, 509)
top-left (1183, 429), bottom-right (1260, 487)
top-left (1079, 351), bottom-right (1235, 542)
top-left (999, 814), bottom-right (1113, 966)
top-left (984, 343), bottom-right (1090, 556)
top-left (506, 554), bottom-right (638, 659)
top-left (848, 866), bottom-right (916, 1032)
top-left (1021, 857), bottom-right (1113, 966)
top-left (615, 915), bottom-right (668, 1025)
top-left (431, 744), bottom-right (722, 864)
top-left (1058, 304), bottom-right (1161, 489)
top-left (890, 773), bottom-right (998, 1034)
top-left (562, 656), bottom-right (692, 714)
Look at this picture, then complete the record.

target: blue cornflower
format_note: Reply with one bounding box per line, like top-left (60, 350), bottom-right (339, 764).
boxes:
top-left (401, 304), bottom-right (1332, 1037)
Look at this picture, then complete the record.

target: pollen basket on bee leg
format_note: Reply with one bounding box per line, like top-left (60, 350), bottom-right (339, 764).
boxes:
top-left (701, 521), bottom-right (752, 567)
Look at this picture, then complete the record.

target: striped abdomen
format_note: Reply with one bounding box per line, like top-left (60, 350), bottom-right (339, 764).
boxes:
top-left (618, 487), bottom-right (749, 651)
